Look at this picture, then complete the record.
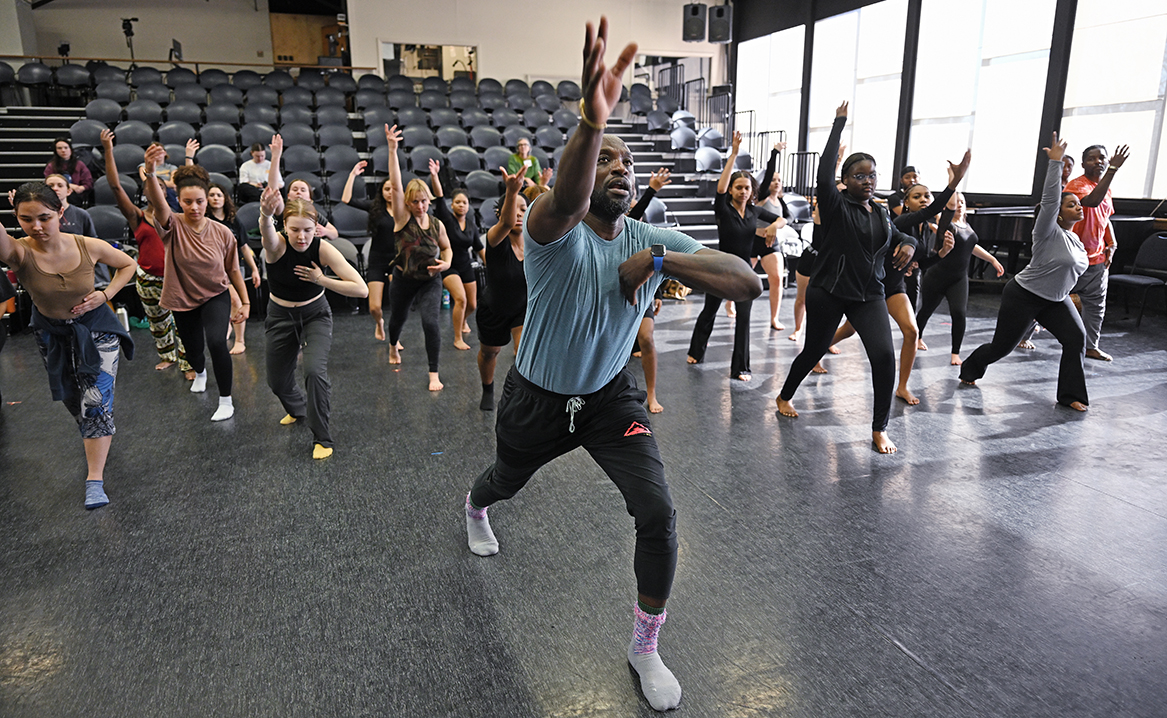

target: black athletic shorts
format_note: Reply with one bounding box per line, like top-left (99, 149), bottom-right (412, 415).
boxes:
top-left (796, 247), bottom-right (817, 277)
top-left (477, 300), bottom-right (525, 347)
top-left (441, 257), bottom-right (477, 283)
top-left (366, 251), bottom-right (392, 284)
top-left (751, 236), bottom-right (777, 258)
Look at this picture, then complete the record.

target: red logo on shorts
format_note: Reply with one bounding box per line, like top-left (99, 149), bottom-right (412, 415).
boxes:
top-left (624, 422), bottom-right (652, 437)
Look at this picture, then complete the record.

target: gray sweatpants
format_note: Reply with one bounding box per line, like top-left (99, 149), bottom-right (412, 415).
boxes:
top-left (1071, 262), bottom-right (1108, 351)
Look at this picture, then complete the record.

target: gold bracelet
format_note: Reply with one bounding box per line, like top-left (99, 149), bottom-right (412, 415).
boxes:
top-left (578, 100), bottom-right (606, 131)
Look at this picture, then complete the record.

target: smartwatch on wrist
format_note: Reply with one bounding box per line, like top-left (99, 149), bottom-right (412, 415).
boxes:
top-left (651, 244), bottom-right (666, 273)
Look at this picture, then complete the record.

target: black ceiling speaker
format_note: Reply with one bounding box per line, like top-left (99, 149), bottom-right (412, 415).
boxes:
top-left (683, 4), bottom-right (707, 43)
top-left (709, 5), bottom-right (733, 44)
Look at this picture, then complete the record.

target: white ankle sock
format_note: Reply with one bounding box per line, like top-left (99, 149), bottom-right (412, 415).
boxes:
top-left (465, 494), bottom-right (499, 556)
top-left (210, 396), bottom-right (234, 421)
top-left (628, 604), bottom-right (681, 710)
top-left (190, 371), bottom-right (207, 393)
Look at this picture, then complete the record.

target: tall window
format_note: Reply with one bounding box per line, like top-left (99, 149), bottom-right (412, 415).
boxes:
top-left (735, 25), bottom-right (806, 148)
top-left (808, 0), bottom-right (906, 191)
top-left (1062, 1), bottom-right (1167, 199)
top-left (908, 0), bottom-right (1056, 195)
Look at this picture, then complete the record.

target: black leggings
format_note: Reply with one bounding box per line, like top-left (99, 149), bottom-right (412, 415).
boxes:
top-left (960, 279), bottom-right (1087, 406)
top-left (780, 286), bottom-right (895, 432)
top-left (687, 291), bottom-right (753, 377)
top-left (171, 290), bottom-right (233, 396)
top-left (386, 268), bottom-right (442, 372)
top-left (470, 367), bottom-right (676, 600)
top-left (916, 271), bottom-right (969, 354)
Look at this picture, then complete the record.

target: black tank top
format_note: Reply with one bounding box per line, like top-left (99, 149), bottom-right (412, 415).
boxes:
top-left (268, 237), bottom-right (324, 302)
top-left (482, 237), bottom-right (526, 316)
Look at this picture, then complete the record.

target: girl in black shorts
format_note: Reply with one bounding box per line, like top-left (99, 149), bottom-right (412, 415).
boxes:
top-left (477, 166), bottom-right (528, 410)
top-left (429, 159), bottom-right (484, 351)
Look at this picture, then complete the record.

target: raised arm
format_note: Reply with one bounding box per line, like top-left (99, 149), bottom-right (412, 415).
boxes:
top-left (142, 144), bottom-right (173, 229)
top-left (267, 134), bottom-right (284, 190)
top-left (428, 158), bottom-right (444, 198)
top-left (1080, 144), bottom-right (1129, 207)
top-left (525, 17), bottom-right (637, 245)
top-left (184, 138), bottom-right (199, 167)
top-left (718, 131), bottom-right (743, 194)
top-left (487, 166), bottom-right (526, 247)
top-left (1035, 132), bottom-right (1068, 239)
top-left (298, 240), bottom-right (369, 298)
top-left (627, 168), bottom-right (670, 221)
top-left (817, 103), bottom-right (848, 216)
top-left (258, 185), bottom-right (285, 260)
top-left (100, 129), bottom-right (143, 228)
top-left (757, 140), bottom-right (786, 201)
top-left (0, 212), bottom-right (23, 267)
top-left (383, 125), bottom-right (409, 230)
top-left (341, 160), bottom-right (366, 205)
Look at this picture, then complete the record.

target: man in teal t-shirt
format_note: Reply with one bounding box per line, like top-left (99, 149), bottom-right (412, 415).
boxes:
top-left (462, 16), bottom-right (762, 713)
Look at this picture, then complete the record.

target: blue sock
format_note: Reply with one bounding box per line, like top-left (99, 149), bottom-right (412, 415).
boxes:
top-left (85, 480), bottom-right (109, 510)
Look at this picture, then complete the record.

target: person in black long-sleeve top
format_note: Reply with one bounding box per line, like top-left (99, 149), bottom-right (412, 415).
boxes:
top-left (915, 189), bottom-right (1004, 364)
top-left (627, 167), bottom-right (671, 413)
top-left (824, 151), bottom-right (970, 404)
top-left (428, 159), bottom-right (484, 352)
top-left (775, 102), bottom-right (918, 454)
top-left (687, 131), bottom-right (782, 381)
top-left (340, 160), bottom-right (397, 343)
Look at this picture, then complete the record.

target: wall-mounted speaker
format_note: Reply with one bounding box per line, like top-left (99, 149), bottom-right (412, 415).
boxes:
top-left (709, 5), bottom-right (732, 44)
top-left (683, 3), bottom-right (707, 43)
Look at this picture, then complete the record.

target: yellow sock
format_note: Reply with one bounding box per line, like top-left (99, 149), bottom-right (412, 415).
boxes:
top-left (313, 443), bottom-right (333, 460)
top-left (280, 414), bottom-right (297, 425)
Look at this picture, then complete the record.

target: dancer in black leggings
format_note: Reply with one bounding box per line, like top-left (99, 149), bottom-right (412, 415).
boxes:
top-left (143, 145), bottom-right (249, 422)
top-left (381, 124), bottom-right (453, 391)
top-left (960, 133), bottom-right (1089, 411)
top-left (776, 102), bottom-right (917, 454)
top-left (826, 152), bottom-right (970, 404)
top-left (916, 189), bottom-right (1003, 365)
top-left (687, 130), bottom-right (782, 380)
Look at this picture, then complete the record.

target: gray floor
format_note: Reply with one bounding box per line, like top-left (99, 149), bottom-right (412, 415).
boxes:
top-left (1, 288), bottom-right (1165, 718)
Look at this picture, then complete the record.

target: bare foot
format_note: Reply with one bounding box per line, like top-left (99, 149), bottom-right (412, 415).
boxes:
top-left (389, 345), bottom-right (401, 364)
top-left (771, 321), bottom-right (785, 331)
top-left (896, 386), bottom-right (919, 405)
top-left (827, 344), bottom-right (841, 355)
top-left (811, 363), bottom-right (827, 374)
top-left (1085, 348), bottom-right (1113, 361)
top-left (960, 379), bottom-right (976, 386)
top-left (776, 396), bottom-right (798, 417)
top-left (1068, 401), bottom-right (1088, 411)
top-left (632, 350), bottom-right (642, 358)
top-left (872, 431), bottom-right (897, 454)
top-left (647, 397), bottom-right (664, 414)
top-left (453, 339), bottom-right (471, 351)
top-left (686, 355), bottom-right (698, 364)
top-left (184, 370), bottom-right (197, 381)
top-left (396, 342), bottom-right (405, 351)
top-left (734, 372), bottom-right (752, 382)
top-left (950, 354), bottom-right (962, 366)
top-left (229, 342), bottom-right (246, 355)
top-left (374, 320), bottom-right (386, 341)
top-left (155, 360), bottom-right (174, 371)
top-left (917, 339), bottom-right (928, 351)
top-left (1018, 340), bottom-right (1035, 350)
top-left (787, 331), bottom-right (801, 342)
top-left (725, 301), bottom-right (736, 318)
top-left (428, 373), bottom-right (444, 391)
top-left (462, 323), bottom-right (472, 333)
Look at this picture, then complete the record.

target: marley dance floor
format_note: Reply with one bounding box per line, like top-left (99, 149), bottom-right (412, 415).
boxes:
top-left (1, 287), bottom-right (1165, 717)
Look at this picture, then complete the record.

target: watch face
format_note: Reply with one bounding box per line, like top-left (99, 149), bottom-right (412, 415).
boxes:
top-left (651, 244), bottom-right (666, 257)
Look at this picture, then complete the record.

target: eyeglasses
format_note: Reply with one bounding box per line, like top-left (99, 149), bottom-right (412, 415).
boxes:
top-left (849, 172), bottom-right (878, 182)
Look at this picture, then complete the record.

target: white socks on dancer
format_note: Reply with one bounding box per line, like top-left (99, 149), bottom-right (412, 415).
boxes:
top-left (628, 603), bottom-right (681, 711)
top-left (210, 396), bottom-right (234, 422)
top-left (190, 370), bottom-right (207, 393)
top-left (465, 494), bottom-right (499, 556)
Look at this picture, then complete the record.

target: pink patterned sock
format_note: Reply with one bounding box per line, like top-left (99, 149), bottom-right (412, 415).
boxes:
top-left (632, 603), bottom-right (667, 655)
top-left (466, 493), bottom-right (487, 520)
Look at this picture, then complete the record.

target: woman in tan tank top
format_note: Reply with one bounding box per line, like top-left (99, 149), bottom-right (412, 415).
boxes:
top-left (1, 182), bottom-right (137, 510)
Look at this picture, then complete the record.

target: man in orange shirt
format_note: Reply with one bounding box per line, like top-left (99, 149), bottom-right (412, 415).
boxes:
top-left (1063, 143), bottom-right (1130, 361)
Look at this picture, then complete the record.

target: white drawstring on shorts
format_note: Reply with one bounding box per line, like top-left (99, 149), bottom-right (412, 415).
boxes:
top-left (566, 396), bottom-right (585, 433)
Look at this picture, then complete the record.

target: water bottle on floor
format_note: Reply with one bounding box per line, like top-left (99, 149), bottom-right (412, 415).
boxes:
top-left (442, 289), bottom-right (450, 309)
